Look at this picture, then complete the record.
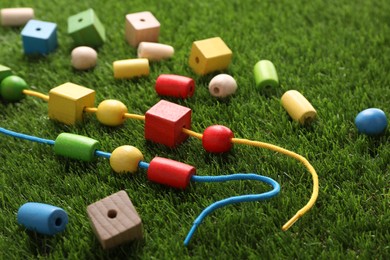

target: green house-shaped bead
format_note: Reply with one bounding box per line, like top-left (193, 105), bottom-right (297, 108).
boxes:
top-left (0, 64), bottom-right (12, 83)
top-left (67, 8), bottom-right (106, 48)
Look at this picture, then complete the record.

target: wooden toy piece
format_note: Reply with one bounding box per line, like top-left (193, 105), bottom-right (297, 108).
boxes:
top-left (147, 157), bottom-right (196, 189)
top-left (145, 100), bottom-right (192, 147)
top-left (21, 19), bottom-right (57, 55)
top-left (137, 42), bottom-right (174, 60)
top-left (113, 58), bottom-right (149, 79)
top-left (71, 46), bottom-right (98, 70)
top-left (125, 11), bottom-right (160, 47)
top-left (253, 60), bottom-right (279, 89)
top-left (67, 8), bottom-right (106, 48)
top-left (54, 133), bottom-right (100, 162)
top-left (96, 100), bottom-right (128, 126)
top-left (0, 64), bottom-right (12, 84)
top-left (48, 82), bottom-right (95, 125)
top-left (202, 125), bottom-right (234, 153)
top-left (109, 145), bottom-right (144, 174)
top-left (0, 75), bottom-right (28, 101)
top-left (281, 90), bottom-right (317, 125)
top-left (188, 37), bottom-right (232, 75)
top-left (87, 190), bottom-right (143, 249)
top-left (17, 202), bottom-right (68, 236)
top-left (355, 108), bottom-right (388, 136)
top-left (0, 8), bottom-right (34, 27)
top-left (208, 74), bottom-right (237, 98)
top-left (155, 74), bottom-right (195, 98)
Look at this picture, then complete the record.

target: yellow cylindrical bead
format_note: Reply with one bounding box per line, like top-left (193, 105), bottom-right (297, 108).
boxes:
top-left (110, 145), bottom-right (144, 174)
top-left (113, 58), bottom-right (149, 79)
top-left (281, 90), bottom-right (317, 125)
top-left (96, 99), bottom-right (128, 126)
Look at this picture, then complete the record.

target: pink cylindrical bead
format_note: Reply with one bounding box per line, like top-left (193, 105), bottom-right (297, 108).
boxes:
top-left (1, 8), bottom-right (34, 26)
top-left (138, 42), bottom-right (174, 60)
top-left (155, 74), bottom-right (195, 98)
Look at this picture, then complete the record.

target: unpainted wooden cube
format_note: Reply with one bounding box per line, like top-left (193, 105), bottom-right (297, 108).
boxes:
top-left (87, 190), bottom-right (143, 249)
top-left (125, 11), bottom-right (160, 47)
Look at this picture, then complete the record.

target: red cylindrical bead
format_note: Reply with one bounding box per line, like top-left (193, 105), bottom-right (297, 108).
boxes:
top-left (147, 157), bottom-right (196, 189)
top-left (155, 74), bottom-right (195, 98)
top-left (202, 125), bottom-right (234, 153)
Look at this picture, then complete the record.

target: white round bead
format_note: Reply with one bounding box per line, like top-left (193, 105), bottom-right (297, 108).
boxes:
top-left (71, 46), bottom-right (98, 70)
top-left (208, 74), bottom-right (237, 98)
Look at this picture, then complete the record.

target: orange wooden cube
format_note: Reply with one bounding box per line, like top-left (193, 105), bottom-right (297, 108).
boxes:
top-left (87, 190), bottom-right (143, 249)
top-left (188, 37), bottom-right (232, 75)
top-left (125, 11), bottom-right (160, 47)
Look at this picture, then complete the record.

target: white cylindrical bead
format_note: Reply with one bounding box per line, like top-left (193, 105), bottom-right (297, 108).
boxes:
top-left (0, 8), bottom-right (34, 26)
top-left (137, 42), bottom-right (174, 61)
top-left (208, 74), bottom-right (237, 98)
top-left (71, 46), bottom-right (98, 70)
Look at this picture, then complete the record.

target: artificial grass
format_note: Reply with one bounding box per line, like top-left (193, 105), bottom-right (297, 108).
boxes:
top-left (0, 0), bottom-right (389, 258)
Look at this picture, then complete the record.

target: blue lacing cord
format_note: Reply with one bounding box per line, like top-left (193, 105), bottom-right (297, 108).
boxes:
top-left (0, 127), bottom-right (55, 145)
top-left (184, 173), bottom-right (280, 246)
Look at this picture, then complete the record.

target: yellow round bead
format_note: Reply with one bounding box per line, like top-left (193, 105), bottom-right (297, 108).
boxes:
top-left (96, 99), bottom-right (128, 126)
top-left (109, 145), bottom-right (144, 174)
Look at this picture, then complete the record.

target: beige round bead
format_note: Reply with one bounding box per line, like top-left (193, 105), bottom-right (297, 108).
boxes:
top-left (110, 145), bottom-right (144, 174)
top-left (208, 74), bottom-right (237, 98)
top-left (71, 46), bottom-right (98, 70)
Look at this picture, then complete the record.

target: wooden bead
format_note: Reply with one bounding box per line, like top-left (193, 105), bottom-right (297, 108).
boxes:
top-left (71, 46), bottom-right (97, 70)
top-left (1, 8), bottom-right (34, 27)
top-left (96, 100), bottom-right (128, 126)
top-left (87, 190), bottom-right (143, 249)
top-left (355, 108), bottom-right (388, 136)
top-left (54, 133), bottom-right (100, 162)
top-left (147, 157), bottom-right (196, 189)
top-left (0, 75), bottom-right (28, 102)
top-left (189, 37), bottom-right (232, 75)
top-left (155, 74), bottom-right (195, 98)
top-left (281, 90), bottom-right (317, 125)
top-left (202, 125), bottom-right (234, 153)
top-left (21, 19), bottom-right (57, 55)
top-left (113, 58), bottom-right (149, 79)
top-left (208, 74), bottom-right (237, 98)
top-left (137, 42), bottom-right (174, 60)
top-left (125, 11), bottom-right (160, 47)
top-left (0, 64), bottom-right (12, 83)
top-left (145, 100), bottom-right (192, 147)
top-left (109, 145), bottom-right (144, 174)
top-left (253, 60), bottom-right (279, 89)
top-left (17, 202), bottom-right (68, 236)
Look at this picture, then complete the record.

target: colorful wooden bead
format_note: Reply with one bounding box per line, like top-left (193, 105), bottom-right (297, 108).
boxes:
top-left (253, 60), bottom-right (279, 90)
top-left (17, 202), bottom-right (68, 236)
top-left (145, 100), bottom-right (192, 147)
top-left (0, 75), bottom-right (28, 102)
top-left (208, 74), bottom-right (237, 98)
top-left (188, 37), bottom-right (232, 75)
top-left (281, 90), bottom-right (317, 125)
top-left (125, 11), bottom-right (160, 47)
top-left (71, 46), bottom-right (98, 70)
top-left (87, 190), bottom-right (143, 249)
top-left (54, 133), bottom-right (100, 162)
top-left (96, 100), bottom-right (128, 126)
top-left (0, 8), bottom-right (34, 27)
top-left (147, 157), bottom-right (196, 189)
top-left (67, 8), bottom-right (106, 48)
top-left (21, 19), bottom-right (57, 55)
top-left (0, 64), bottom-right (12, 83)
top-left (48, 82), bottom-right (95, 125)
top-left (155, 74), bottom-right (195, 98)
top-left (109, 145), bottom-right (144, 174)
top-left (202, 125), bottom-right (234, 153)
top-left (137, 42), bottom-right (174, 60)
top-left (355, 108), bottom-right (388, 136)
top-left (113, 58), bottom-right (149, 79)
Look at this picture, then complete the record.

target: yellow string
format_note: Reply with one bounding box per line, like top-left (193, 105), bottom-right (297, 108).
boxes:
top-left (22, 89), bottom-right (49, 102)
top-left (124, 113), bottom-right (145, 121)
top-left (182, 128), bottom-right (203, 139)
top-left (84, 107), bottom-right (97, 113)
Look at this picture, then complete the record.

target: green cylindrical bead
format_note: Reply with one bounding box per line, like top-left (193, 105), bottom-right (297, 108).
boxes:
top-left (253, 60), bottom-right (279, 89)
top-left (0, 75), bottom-right (28, 101)
top-left (54, 133), bottom-right (100, 162)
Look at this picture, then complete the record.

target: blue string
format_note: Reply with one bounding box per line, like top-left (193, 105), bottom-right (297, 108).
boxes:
top-left (0, 127), bottom-right (55, 145)
top-left (94, 150), bottom-right (111, 158)
top-left (184, 173), bottom-right (280, 246)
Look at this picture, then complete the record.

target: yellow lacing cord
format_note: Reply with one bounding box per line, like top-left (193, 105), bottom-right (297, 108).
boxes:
top-left (22, 89), bottom-right (49, 102)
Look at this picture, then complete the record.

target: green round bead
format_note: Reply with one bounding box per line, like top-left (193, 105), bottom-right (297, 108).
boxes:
top-left (0, 75), bottom-right (28, 101)
top-left (253, 60), bottom-right (279, 89)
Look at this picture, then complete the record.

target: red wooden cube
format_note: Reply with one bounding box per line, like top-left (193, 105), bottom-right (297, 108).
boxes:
top-left (145, 100), bottom-right (191, 147)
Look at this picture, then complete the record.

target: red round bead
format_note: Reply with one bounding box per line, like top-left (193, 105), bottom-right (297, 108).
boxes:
top-left (202, 125), bottom-right (234, 153)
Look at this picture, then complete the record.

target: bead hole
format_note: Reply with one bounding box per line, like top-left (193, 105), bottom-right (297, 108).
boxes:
top-left (213, 87), bottom-right (220, 94)
top-left (107, 209), bottom-right (117, 219)
top-left (195, 57), bottom-right (199, 63)
top-left (78, 18), bottom-right (83, 22)
top-left (140, 18), bottom-right (145, 22)
top-left (36, 28), bottom-right (41, 31)
top-left (55, 218), bottom-right (62, 226)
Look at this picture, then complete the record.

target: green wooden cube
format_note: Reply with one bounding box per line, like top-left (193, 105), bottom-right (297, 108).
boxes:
top-left (67, 8), bottom-right (106, 48)
top-left (0, 64), bottom-right (12, 83)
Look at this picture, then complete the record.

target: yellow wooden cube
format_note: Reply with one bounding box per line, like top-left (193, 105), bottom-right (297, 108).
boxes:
top-left (48, 82), bottom-right (95, 125)
top-left (188, 37), bottom-right (232, 75)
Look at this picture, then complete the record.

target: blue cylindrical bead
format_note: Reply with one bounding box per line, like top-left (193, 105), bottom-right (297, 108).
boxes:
top-left (17, 202), bottom-right (69, 235)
